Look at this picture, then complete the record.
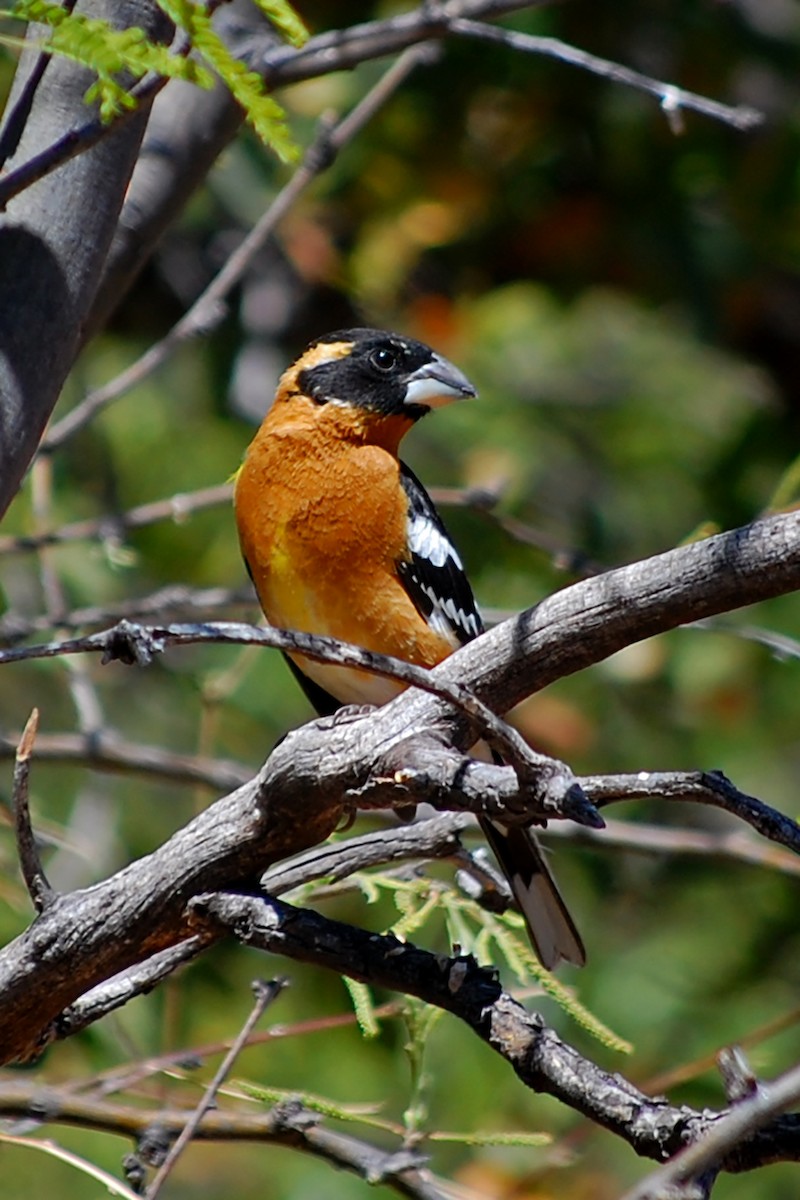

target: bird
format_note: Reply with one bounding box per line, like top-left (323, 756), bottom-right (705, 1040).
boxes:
top-left (233, 327), bottom-right (585, 969)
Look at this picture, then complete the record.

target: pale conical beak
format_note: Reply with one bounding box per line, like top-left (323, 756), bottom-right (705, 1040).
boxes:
top-left (403, 352), bottom-right (477, 408)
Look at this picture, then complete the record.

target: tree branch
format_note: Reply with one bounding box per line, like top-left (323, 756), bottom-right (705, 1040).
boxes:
top-left (189, 889), bottom-right (800, 1175)
top-left (145, 978), bottom-right (287, 1198)
top-left (90, 0), bottom-right (763, 336)
top-left (449, 19), bottom-right (762, 130)
top-left (621, 1060), bottom-right (800, 1199)
top-left (0, 728), bottom-right (251, 791)
top-left (46, 42), bottom-right (437, 451)
top-left (0, 483), bottom-right (233, 556)
top-left (0, 0), bottom-right (173, 520)
top-left (581, 771), bottom-right (800, 853)
top-left (40, 792), bottom-right (800, 1047)
top-left (11, 708), bottom-right (54, 913)
top-left (0, 584), bottom-right (253, 643)
top-left (3, 509), bottom-right (798, 736)
top-left (0, 72), bottom-right (168, 212)
top-left (0, 512), bottom-right (797, 1064)
top-left (0, 1080), bottom-right (445, 1200)
top-left (0, 619), bottom-right (602, 822)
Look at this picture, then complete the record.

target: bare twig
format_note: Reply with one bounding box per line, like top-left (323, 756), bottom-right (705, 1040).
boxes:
top-left (260, 1102), bottom-right (438, 1198)
top-left (0, 584), bottom-right (253, 643)
top-left (0, 40), bottom-right (54, 169)
top-left (550, 814), bottom-right (800, 877)
top-left (643, 1016), bottom-right (800, 1098)
top-left (12, 709), bottom-right (54, 913)
top-left (43, 43), bottom-right (437, 452)
top-left (0, 1081), bottom-right (445, 1200)
top-left (0, 11), bottom-right (191, 211)
top-left (0, 1130), bottom-right (140, 1200)
top-left (145, 978), bottom-right (287, 1198)
top-left (430, 485), bottom-right (605, 579)
top-left (718, 1047), bottom-right (760, 1105)
top-left (0, 618), bottom-right (600, 827)
top-left (449, 19), bottom-right (763, 131)
top-left (189, 890), bottom-right (800, 1175)
top-left (262, 0), bottom-right (763, 136)
top-left (581, 771), bottom-right (800, 855)
top-left (0, 728), bottom-right (251, 791)
top-left (57, 938), bottom-right (216, 1041)
top-left (621, 1061), bottom-right (800, 1200)
top-left (0, 483), bottom-right (233, 556)
top-left (692, 618), bottom-right (800, 662)
top-left (261, 814), bottom-right (473, 895)
top-left (259, 0), bottom-right (536, 83)
top-left (85, 1003), bottom-right (402, 1096)
top-left (28, 455), bottom-right (109, 788)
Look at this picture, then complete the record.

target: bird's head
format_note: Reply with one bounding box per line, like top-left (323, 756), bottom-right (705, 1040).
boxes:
top-left (281, 328), bottom-right (477, 422)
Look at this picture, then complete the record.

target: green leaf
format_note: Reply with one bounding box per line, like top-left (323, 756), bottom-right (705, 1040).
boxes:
top-left (250, 0), bottom-right (308, 49)
top-left (401, 998), bottom-right (442, 1137)
top-left (342, 976), bottom-right (381, 1039)
top-left (156, 0), bottom-right (299, 161)
top-left (2, 0), bottom-right (300, 153)
top-left (430, 1129), bottom-right (551, 1147)
top-left (1, 2), bottom-right (213, 123)
top-left (235, 1081), bottom-right (384, 1122)
top-left (346, 869), bottom-right (632, 1053)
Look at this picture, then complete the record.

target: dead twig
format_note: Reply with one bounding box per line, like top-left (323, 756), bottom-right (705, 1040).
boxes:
top-left (12, 709), bottom-right (54, 914)
top-left (145, 978), bottom-right (288, 1198)
top-left (449, 18), bottom-right (763, 131)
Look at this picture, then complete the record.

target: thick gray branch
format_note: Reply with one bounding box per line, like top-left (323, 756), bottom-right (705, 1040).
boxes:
top-left (0, 0), bottom-right (171, 519)
top-left (0, 720), bottom-right (578, 1064)
top-left (0, 512), bottom-right (797, 1066)
top-left (427, 513), bottom-right (800, 720)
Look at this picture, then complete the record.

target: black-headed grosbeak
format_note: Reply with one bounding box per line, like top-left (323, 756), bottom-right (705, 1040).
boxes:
top-left (234, 328), bottom-right (584, 969)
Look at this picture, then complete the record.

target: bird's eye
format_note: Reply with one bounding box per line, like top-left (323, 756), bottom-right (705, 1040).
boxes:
top-left (369, 347), bottom-right (398, 372)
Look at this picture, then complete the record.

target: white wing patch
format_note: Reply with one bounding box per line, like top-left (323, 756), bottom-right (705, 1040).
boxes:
top-left (406, 568), bottom-right (481, 642)
top-left (399, 461), bottom-right (483, 647)
top-left (407, 509), bottom-right (462, 569)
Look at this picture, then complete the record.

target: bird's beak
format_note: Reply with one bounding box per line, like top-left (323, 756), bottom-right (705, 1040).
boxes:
top-left (403, 352), bottom-right (477, 408)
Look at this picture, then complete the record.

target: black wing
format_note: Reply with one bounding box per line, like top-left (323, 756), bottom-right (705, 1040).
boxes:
top-left (397, 465), bottom-right (585, 968)
top-left (396, 461), bottom-right (482, 647)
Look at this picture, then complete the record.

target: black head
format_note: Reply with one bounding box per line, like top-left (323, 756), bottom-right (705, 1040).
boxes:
top-left (294, 328), bottom-right (476, 419)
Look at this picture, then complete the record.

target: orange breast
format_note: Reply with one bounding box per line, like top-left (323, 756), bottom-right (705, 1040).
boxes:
top-left (234, 396), bottom-right (455, 705)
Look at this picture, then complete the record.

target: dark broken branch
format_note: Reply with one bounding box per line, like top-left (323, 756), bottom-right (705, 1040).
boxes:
top-left (189, 889), bottom-right (800, 1176)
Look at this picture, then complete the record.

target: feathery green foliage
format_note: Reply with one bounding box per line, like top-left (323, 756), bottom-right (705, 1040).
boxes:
top-left (157, 0), bottom-right (301, 161)
top-left (0, 0), bottom-right (306, 158)
top-left (350, 871), bottom-right (632, 1054)
top-left (401, 998), bottom-right (442, 1138)
top-left (235, 1082), bottom-right (389, 1124)
top-left (250, 0), bottom-right (307, 48)
top-left (342, 976), bottom-right (381, 1039)
top-left (0, 1), bottom-right (213, 121)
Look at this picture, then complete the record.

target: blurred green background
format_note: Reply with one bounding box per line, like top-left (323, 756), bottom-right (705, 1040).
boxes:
top-left (1, 1), bottom-right (800, 1196)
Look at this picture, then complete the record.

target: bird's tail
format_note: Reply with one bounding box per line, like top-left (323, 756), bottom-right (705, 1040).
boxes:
top-left (479, 817), bottom-right (585, 970)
